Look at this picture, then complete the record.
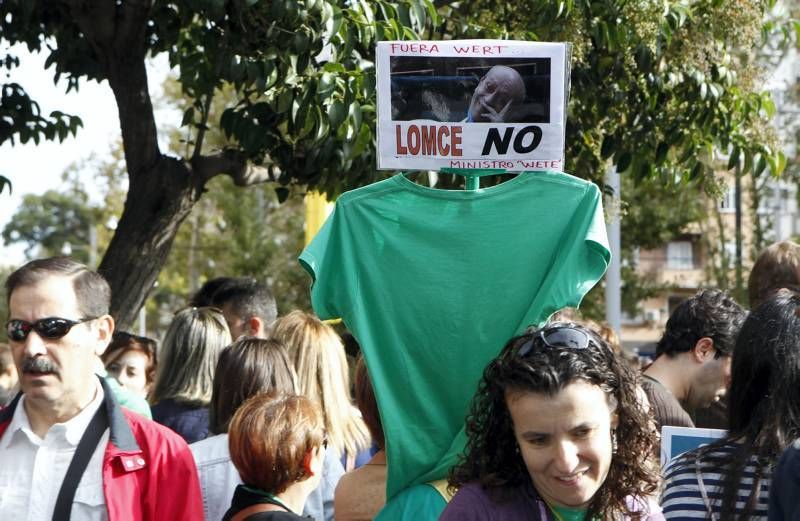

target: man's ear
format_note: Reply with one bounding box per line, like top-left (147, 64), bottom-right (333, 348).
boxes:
top-left (94, 315), bottom-right (115, 357)
top-left (691, 337), bottom-right (715, 363)
top-left (247, 316), bottom-right (264, 338)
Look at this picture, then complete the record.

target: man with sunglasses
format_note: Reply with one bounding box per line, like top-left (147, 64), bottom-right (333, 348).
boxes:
top-left (0, 257), bottom-right (203, 521)
top-left (641, 289), bottom-right (746, 433)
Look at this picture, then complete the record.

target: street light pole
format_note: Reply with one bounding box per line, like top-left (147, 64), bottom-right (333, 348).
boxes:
top-left (605, 164), bottom-right (622, 335)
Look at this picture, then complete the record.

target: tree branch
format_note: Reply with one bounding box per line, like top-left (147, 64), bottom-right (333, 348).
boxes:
top-left (60, 0), bottom-right (115, 50)
top-left (191, 150), bottom-right (278, 186)
top-left (193, 91), bottom-right (214, 160)
top-left (58, 0), bottom-right (160, 179)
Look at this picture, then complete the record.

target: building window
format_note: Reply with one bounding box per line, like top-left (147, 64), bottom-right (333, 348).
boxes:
top-left (724, 241), bottom-right (738, 262)
top-left (719, 185), bottom-right (737, 213)
top-left (667, 241), bottom-right (694, 269)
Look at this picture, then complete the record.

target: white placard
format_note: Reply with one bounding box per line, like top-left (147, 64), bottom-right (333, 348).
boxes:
top-left (376, 40), bottom-right (570, 172)
top-left (660, 426), bottom-right (727, 468)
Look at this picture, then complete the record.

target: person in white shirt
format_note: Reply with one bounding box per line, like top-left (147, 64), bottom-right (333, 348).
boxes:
top-left (191, 337), bottom-right (344, 521)
top-left (0, 256), bottom-right (204, 521)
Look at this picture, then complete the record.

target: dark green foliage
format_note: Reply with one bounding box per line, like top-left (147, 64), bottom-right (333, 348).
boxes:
top-left (2, 190), bottom-right (99, 264)
top-left (436, 0), bottom-right (788, 185)
top-left (0, 0), bottom-right (793, 326)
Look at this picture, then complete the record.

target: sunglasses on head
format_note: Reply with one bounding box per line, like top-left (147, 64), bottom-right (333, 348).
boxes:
top-left (5, 316), bottom-right (98, 342)
top-left (518, 324), bottom-right (591, 357)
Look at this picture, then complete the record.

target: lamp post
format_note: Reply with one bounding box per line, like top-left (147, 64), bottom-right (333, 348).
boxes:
top-left (605, 164), bottom-right (622, 335)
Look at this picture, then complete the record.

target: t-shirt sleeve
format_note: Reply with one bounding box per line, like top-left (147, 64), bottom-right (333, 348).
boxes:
top-left (526, 183), bottom-right (611, 325)
top-left (375, 484), bottom-right (447, 521)
top-left (299, 205), bottom-right (359, 320)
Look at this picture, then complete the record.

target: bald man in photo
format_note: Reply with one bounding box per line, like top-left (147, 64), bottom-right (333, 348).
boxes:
top-left (465, 65), bottom-right (526, 123)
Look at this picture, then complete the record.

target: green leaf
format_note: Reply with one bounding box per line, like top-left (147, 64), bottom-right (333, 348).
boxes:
top-left (265, 62), bottom-right (279, 90)
top-left (600, 135), bottom-right (616, 159)
top-left (743, 150), bottom-right (753, 174)
top-left (317, 72), bottom-right (336, 99)
top-left (348, 100), bottom-right (362, 136)
top-left (327, 100), bottom-right (346, 130)
top-left (689, 161), bottom-right (703, 180)
top-left (276, 89), bottom-right (294, 113)
top-left (754, 155), bottom-right (767, 177)
top-left (761, 97), bottom-right (776, 118)
top-left (655, 142), bottom-right (669, 164)
top-left (314, 106), bottom-right (329, 142)
top-left (411, 2), bottom-right (426, 30)
top-left (727, 147), bottom-right (740, 170)
top-left (275, 187), bottom-right (290, 203)
top-left (361, 73), bottom-right (376, 99)
top-left (616, 152), bottom-right (632, 173)
top-left (0, 175), bottom-right (12, 195)
top-left (181, 107), bottom-right (195, 127)
top-left (777, 152), bottom-right (787, 175)
top-left (292, 32), bottom-right (310, 54)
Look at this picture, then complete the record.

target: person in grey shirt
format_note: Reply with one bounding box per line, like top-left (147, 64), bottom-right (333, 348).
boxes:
top-left (191, 337), bottom-right (343, 521)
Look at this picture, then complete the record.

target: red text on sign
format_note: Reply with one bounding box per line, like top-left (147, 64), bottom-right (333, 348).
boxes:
top-left (453, 45), bottom-right (508, 55)
top-left (390, 43), bottom-right (440, 54)
top-left (396, 125), bottom-right (463, 156)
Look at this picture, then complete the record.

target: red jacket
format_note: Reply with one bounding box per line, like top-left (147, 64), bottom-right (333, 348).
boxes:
top-left (0, 377), bottom-right (205, 521)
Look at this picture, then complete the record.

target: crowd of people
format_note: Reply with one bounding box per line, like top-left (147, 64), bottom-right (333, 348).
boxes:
top-left (3, 240), bottom-right (800, 519)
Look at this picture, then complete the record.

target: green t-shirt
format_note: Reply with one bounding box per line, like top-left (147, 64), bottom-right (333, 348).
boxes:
top-left (374, 482), bottom-right (447, 521)
top-left (551, 504), bottom-right (588, 521)
top-left (97, 369), bottom-right (153, 419)
top-left (300, 171), bottom-right (609, 498)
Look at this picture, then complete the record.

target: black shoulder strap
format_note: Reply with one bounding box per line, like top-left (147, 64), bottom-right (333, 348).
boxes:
top-left (52, 402), bottom-right (109, 521)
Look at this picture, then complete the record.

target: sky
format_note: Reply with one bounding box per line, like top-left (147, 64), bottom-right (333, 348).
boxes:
top-left (0, 44), bottom-right (175, 268)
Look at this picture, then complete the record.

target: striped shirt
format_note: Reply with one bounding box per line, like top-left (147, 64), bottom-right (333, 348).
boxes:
top-left (661, 441), bottom-right (770, 519)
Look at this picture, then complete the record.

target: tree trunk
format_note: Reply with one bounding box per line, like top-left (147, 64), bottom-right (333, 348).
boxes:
top-left (64, 0), bottom-right (263, 329)
top-left (98, 156), bottom-right (202, 330)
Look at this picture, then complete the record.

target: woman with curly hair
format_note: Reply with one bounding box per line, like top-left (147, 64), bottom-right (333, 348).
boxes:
top-left (442, 323), bottom-right (662, 520)
top-left (662, 290), bottom-right (800, 519)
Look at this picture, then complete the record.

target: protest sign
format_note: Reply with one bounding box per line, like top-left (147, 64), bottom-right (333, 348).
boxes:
top-left (375, 40), bottom-right (570, 172)
top-left (660, 425), bottom-right (727, 468)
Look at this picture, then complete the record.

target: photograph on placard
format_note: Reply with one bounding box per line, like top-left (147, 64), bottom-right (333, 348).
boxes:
top-left (389, 56), bottom-right (551, 124)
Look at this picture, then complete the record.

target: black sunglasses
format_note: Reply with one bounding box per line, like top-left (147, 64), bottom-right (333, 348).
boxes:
top-left (5, 316), bottom-right (98, 342)
top-left (518, 324), bottom-right (591, 356)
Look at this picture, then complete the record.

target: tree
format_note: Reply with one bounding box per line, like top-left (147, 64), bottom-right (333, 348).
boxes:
top-left (1, 0), bottom-right (793, 328)
top-left (438, 0), bottom-right (789, 186)
top-left (1, 0), bottom-right (437, 328)
top-left (2, 189), bottom-right (98, 263)
top-left (434, 0), bottom-right (795, 320)
top-left (2, 149), bottom-right (129, 264)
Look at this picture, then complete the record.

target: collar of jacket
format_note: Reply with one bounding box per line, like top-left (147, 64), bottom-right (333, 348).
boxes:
top-left (0, 374), bottom-right (142, 456)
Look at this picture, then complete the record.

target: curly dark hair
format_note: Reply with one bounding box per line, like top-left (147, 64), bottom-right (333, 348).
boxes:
top-left (448, 323), bottom-right (659, 519)
top-left (656, 289), bottom-right (746, 358)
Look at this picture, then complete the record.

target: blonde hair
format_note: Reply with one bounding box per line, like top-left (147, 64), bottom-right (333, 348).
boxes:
top-left (151, 307), bottom-right (232, 405)
top-left (272, 311), bottom-right (371, 459)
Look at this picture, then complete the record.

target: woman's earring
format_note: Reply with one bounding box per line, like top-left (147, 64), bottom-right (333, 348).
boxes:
top-left (612, 430), bottom-right (618, 454)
